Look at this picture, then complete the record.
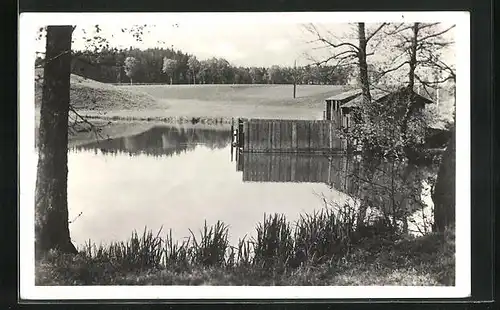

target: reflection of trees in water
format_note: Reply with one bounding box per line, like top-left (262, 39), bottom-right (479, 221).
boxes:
top-left (73, 126), bottom-right (231, 158)
top-left (236, 152), bottom-right (437, 235)
top-left (344, 157), bottom-right (437, 234)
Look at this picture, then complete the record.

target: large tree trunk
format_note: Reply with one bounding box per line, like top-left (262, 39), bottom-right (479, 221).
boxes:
top-left (432, 126), bottom-right (456, 232)
top-left (35, 26), bottom-right (77, 260)
top-left (357, 23), bottom-right (371, 106)
top-left (356, 23), bottom-right (373, 152)
top-left (402, 23), bottom-right (420, 159)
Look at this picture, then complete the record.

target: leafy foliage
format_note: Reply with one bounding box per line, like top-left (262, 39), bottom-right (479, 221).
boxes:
top-left (124, 56), bottom-right (138, 83)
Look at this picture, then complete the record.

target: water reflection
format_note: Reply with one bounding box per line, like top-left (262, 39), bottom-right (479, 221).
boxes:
top-left (74, 125), bottom-right (232, 157)
top-left (66, 124), bottom-right (437, 246)
top-left (235, 152), bottom-right (359, 192)
top-left (235, 151), bottom-right (437, 235)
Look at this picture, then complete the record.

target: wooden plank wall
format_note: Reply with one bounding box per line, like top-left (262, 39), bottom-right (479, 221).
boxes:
top-left (243, 119), bottom-right (344, 153)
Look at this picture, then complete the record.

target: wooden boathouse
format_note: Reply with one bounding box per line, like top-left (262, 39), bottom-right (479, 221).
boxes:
top-left (231, 88), bottom-right (434, 154)
top-left (324, 88), bottom-right (434, 130)
top-left (323, 89), bottom-right (362, 125)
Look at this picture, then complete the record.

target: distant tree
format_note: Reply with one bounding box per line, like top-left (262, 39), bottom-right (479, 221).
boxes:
top-left (124, 56), bottom-right (138, 85)
top-left (197, 60), bottom-right (209, 84)
top-left (239, 67), bottom-right (252, 84)
top-left (261, 68), bottom-right (269, 84)
top-left (116, 65), bottom-right (122, 83)
top-left (267, 65), bottom-right (281, 84)
top-left (187, 56), bottom-right (200, 84)
top-left (248, 67), bottom-right (259, 84)
top-left (216, 58), bottom-right (233, 84)
top-left (162, 57), bottom-right (177, 85)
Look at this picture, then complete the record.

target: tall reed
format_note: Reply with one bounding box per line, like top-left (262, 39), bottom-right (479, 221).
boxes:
top-left (253, 213), bottom-right (294, 270)
top-left (82, 226), bottom-right (164, 270)
top-left (79, 205), bottom-right (398, 272)
top-left (188, 220), bottom-right (230, 267)
top-left (163, 229), bottom-right (190, 267)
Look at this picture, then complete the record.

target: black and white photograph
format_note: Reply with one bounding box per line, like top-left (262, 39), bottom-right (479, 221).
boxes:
top-left (19, 12), bottom-right (470, 299)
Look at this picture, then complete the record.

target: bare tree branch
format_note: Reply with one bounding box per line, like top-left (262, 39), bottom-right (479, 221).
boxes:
top-left (418, 25), bottom-right (456, 42)
top-left (417, 22), bottom-right (441, 30)
top-left (36, 49), bottom-right (72, 68)
top-left (414, 74), bottom-right (436, 99)
top-left (376, 61), bottom-right (410, 77)
top-left (318, 38), bottom-right (361, 53)
top-left (68, 105), bottom-right (109, 141)
top-left (305, 23), bottom-right (361, 53)
top-left (384, 23), bottom-right (412, 36)
top-left (366, 23), bottom-right (387, 43)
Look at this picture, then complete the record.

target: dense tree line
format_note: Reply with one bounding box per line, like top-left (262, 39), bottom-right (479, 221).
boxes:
top-left (35, 47), bottom-right (351, 85)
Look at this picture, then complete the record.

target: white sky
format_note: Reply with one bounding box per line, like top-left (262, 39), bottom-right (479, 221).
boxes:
top-left (35, 23), bottom-right (350, 67)
top-left (31, 12), bottom-right (457, 68)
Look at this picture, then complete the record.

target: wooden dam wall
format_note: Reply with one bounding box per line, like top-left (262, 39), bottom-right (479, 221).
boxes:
top-left (235, 119), bottom-right (346, 153)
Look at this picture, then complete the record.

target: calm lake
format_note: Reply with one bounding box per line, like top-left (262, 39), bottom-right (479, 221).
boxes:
top-left (65, 124), bottom-right (360, 247)
top-left (35, 123), bottom-right (434, 247)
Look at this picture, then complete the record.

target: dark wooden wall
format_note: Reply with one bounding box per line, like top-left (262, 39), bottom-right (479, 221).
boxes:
top-left (242, 119), bottom-right (345, 153)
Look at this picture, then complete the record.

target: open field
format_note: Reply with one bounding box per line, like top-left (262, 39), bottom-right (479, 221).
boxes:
top-left (34, 71), bottom-right (349, 132)
top-left (33, 70), bottom-right (454, 123)
top-left (120, 83), bottom-right (345, 107)
top-left (82, 83), bottom-right (348, 120)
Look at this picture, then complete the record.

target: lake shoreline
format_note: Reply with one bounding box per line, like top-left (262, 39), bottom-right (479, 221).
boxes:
top-left (35, 215), bottom-right (455, 286)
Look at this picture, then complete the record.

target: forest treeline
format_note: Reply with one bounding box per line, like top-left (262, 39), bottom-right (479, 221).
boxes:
top-left (36, 47), bottom-right (352, 85)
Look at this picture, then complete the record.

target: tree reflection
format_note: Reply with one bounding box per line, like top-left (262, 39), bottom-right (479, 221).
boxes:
top-left (235, 152), bottom-right (438, 236)
top-left (73, 125), bottom-right (232, 158)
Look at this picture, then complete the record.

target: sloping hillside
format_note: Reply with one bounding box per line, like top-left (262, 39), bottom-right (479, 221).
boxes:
top-left (34, 69), bottom-right (159, 111)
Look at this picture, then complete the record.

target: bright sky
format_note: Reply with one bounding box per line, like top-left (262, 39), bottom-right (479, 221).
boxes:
top-left (31, 13), bottom-right (458, 68)
top-left (81, 23), bottom-right (324, 67)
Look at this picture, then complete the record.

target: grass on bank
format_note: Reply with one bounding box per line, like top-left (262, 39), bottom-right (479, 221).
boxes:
top-left (35, 206), bottom-right (455, 286)
top-left (34, 69), bottom-right (159, 111)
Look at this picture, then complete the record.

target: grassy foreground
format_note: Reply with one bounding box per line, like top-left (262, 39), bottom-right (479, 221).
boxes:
top-left (36, 208), bottom-right (455, 286)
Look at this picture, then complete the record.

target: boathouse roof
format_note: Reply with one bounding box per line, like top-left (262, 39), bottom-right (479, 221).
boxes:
top-left (325, 89), bottom-right (362, 101)
top-left (340, 88), bottom-right (433, 109)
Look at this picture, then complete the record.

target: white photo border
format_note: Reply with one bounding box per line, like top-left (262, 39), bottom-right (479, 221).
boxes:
top-left (19, 11), bottom-right (471, 300)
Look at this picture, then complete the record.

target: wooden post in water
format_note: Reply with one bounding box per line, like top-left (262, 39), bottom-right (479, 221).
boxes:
top-left (238, 118), bottom-right (244, 149)
top-left (327, 156), bottom-right (332, 185)
top-left (230, 118), bottom-right (234, 161)
top-left (293, 60), bottom-right (297, 99)
top-left (231, 118), bottom-right (234, 144)
top-left (329, 122), bottom-right (333, 150)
